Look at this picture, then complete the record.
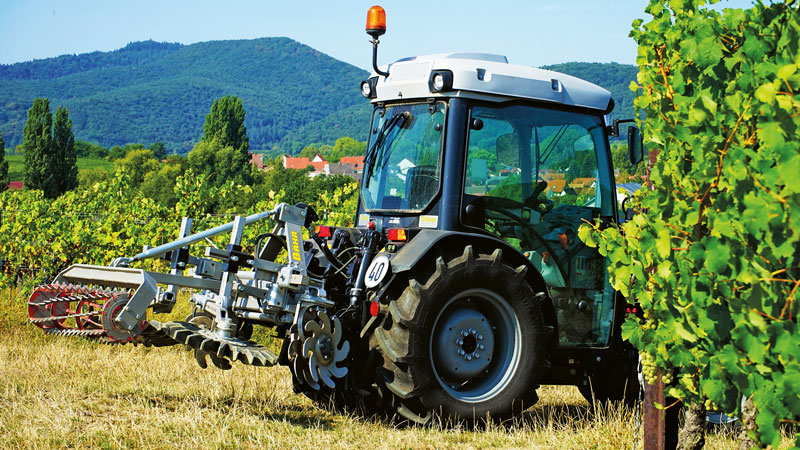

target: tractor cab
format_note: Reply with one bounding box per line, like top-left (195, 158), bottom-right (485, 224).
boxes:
top-left (357, 52), bottom-right (634, 351)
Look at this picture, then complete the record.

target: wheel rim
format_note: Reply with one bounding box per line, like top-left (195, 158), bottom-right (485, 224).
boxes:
top-left (429, 288), bottom-right (521, 403)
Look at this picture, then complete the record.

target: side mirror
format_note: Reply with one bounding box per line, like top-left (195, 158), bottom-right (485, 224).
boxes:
top-left (627, 126), bottom-right (645, 165)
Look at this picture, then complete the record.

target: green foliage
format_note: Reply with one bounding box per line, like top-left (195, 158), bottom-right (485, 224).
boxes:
top-left (108, 146), bottom-right (125, 160)
top-left (115, 149), bottom-right (160, 186)
top-left (52, 106), bottom-right (78, 194)
top-left (150, 142), bottom-right (167, 159)
top-left (139, 155), bottom-right (186, 207)
top-left (248, 165), bottom-right (354, 211)
top-left (202, 96), bottom-right (249, 153)
top-left (314, 181), bottom-right (358, 227)
top-left (74, 140), bottom-right (108, 158)
top-left (187, 139), bottom-right (252, 188)
top-left (580, 1), bottom-right (800, 447)
top-left (23, 98), bottom-right (55, 198)
top-left (0, 131), bottom-right (7, 192)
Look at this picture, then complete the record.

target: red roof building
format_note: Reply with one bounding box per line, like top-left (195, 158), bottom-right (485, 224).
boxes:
top-left (7, 181), bottom-right (23, 190)
top-left (283, 154), bottom-right (328, 176)
top-left (249, 153), bottom-right (265, 170)
top-left (338, 156), bottom-right (364, 172)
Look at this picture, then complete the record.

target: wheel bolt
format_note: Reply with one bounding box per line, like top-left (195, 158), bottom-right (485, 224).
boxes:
top-left (461, 330), bottom-right (469, 337)
top-left (478, 334), bottom-right (483, 340)
top-left (479, 344), bottom-right (485, 350)
top-left (458, 349), bottom-right (465, 356)
top-left (474, 353), bottom-right (480, 359)
top-left (457, 339), bottom-right (463, 346)
top-left (469, 328), bottom-right (477, 335)
top-left (466, 355), bottom-right (472, 361)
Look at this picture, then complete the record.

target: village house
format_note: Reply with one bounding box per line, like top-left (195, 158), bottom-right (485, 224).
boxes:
top-left (279, 154), bottom-right (365, 180)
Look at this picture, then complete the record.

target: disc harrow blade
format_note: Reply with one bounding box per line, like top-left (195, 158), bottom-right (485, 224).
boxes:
top-left (150, 320), bottom-right (279, 369)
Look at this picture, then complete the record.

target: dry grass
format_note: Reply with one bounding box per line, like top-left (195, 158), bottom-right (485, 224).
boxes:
top-left (0, 289), bottom-right (783, 449)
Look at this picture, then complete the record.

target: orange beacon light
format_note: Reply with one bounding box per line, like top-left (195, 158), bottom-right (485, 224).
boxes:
top-left (366, 6), bottom-right (386, 38)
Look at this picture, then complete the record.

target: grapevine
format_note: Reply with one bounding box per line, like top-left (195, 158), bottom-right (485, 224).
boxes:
top-left (0, 168), bottom-right (357, 290)
top-left (579, 0), bottom-right (800, 447)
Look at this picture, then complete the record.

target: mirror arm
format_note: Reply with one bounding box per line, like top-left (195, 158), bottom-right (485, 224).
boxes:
top-left (611, 118), bottom-right (636, 137)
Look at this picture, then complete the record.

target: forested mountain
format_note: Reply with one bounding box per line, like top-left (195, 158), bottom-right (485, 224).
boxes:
top-left (0, 38), bottom-right (369, 153)
top-left (0, 40), bottom-right (637, 154)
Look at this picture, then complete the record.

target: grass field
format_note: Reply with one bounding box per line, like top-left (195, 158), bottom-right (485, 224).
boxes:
top-left (4, 155), bottom-right (115, 181)
top-left (0, 288), bottom-right (789, 449)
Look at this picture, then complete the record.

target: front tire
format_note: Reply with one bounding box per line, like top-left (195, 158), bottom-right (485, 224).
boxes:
top-left (371, 245), bottom-right (551, 424)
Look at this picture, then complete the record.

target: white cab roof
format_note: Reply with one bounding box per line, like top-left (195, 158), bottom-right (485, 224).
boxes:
top-left (370, 53), bottom-right (612, 112)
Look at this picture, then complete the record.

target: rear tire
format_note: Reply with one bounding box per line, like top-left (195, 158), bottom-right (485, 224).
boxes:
top-left (371, 245), bottom-right (551, 424)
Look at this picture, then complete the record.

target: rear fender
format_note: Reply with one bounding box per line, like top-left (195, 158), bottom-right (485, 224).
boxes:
top-left (386, 230), bottom-right (558, 334)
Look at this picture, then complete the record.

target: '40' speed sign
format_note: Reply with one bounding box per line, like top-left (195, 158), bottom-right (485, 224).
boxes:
top-left (364, 254), bottom-right (391, 288)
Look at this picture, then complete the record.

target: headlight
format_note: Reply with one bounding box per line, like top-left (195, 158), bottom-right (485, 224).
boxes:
top-left (428, 70), bottom-right (453, 93)
top-left (361, 77), bottom-right (378, 99)
top-left (432, 73), bottom-right (445, 91)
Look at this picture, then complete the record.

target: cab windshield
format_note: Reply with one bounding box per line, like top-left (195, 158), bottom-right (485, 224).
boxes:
top-left (361, 101), bottom-right (446, 211)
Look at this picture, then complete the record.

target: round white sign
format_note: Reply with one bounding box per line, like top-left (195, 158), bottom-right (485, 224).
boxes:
top-left (364, 254), bottom-right (391, 288)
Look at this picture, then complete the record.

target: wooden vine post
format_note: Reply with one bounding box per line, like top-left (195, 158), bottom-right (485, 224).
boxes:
top-left (643, 373), bottom-right (680, 450)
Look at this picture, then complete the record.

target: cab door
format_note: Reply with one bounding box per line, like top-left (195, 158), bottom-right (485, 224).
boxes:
top-left (461, 103), bottom-right (617, 347)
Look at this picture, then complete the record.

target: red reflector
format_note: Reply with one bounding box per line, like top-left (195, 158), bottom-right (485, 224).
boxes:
top-left (387, 228), bottom-right (407, 241)
top-left (626, 307), bottom-right (631, 313)
top-left (558, 233), bottom-right (569, 250)
top-left (367, 221), bottom-right (375, 230)
top-left (316, 226), bottom-right (331, 238)
top-left (370, 301), bottom-right (380, 317)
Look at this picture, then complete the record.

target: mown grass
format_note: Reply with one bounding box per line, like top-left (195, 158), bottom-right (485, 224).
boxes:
top-left (0, 288), bottom-right (791, 449)
top-left (4, 155), bottom-right (114, 181)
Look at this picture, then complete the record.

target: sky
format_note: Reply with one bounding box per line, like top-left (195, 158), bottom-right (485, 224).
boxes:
top-left (1, 0), bottom-right (756, 70)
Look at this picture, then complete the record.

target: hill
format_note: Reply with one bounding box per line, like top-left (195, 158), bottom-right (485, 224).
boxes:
top-left (0, 38), bottom-right (370, 153)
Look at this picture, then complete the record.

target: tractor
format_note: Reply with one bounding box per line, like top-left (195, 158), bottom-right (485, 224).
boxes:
top-left (27, 5), bottom-right (645, 424)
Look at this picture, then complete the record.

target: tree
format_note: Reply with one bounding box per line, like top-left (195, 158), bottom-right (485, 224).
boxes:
top-left (187, 139), bottom-right (252, 187)
top-left (75, 140), bottom-right (108, 158)
top-left (52, 106), bottom-right (78, 194)
top-left (0, 131), bottom-right (8, 192)
top-left (150, 142), bottom-right (167, 159)
top-left (23, 99), bottom-right (79, 198)
top-left (108, 146), bottom-right (125, 160)
top-left (196, 96), bottom-right (253, 186)
top-left (202, 96), bottom-right (249, 152)
top-left (115, 149), bottom-right (159, 187)
top-left (23, 98), bottom-right (55, 197)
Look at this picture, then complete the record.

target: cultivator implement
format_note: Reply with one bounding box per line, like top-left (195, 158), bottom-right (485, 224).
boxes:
top-left (26, 203), bottom-right (353, 384)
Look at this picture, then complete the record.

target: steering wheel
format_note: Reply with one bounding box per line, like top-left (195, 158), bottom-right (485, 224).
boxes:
top-left (524, 180), bottom-right (555, 215)
top-left (482, 197), bottom-right (559, 261)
